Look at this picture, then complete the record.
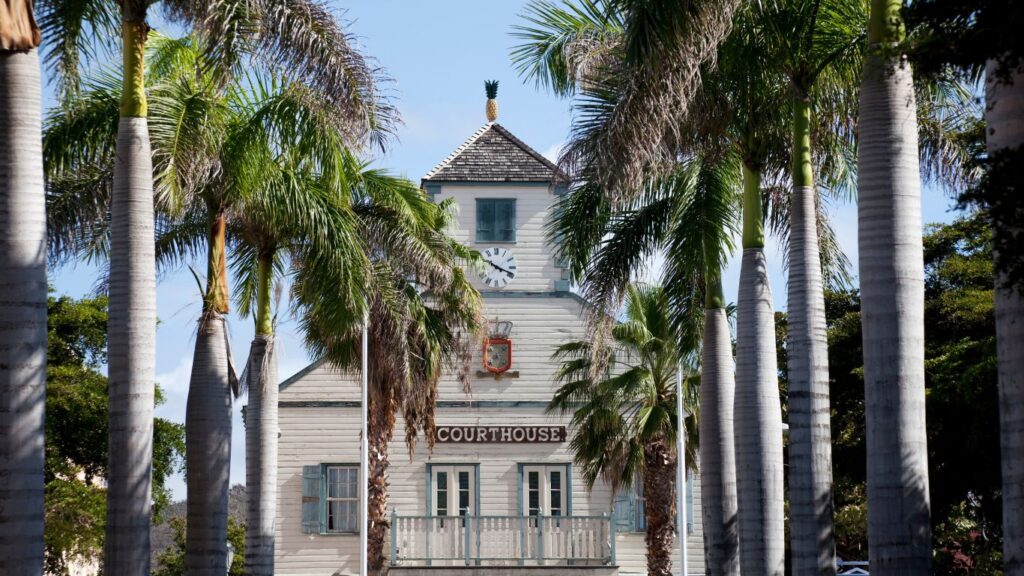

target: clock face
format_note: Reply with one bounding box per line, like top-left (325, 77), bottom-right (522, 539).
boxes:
top-left (478, 247), bottom-right (517, 288)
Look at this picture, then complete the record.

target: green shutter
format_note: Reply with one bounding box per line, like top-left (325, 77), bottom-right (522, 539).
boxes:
top-left (498, 200), bottom-right (516, 242)
top-left (686, 469), bottom-right (694, 534)
top-left (612, 488), bottom-right (633, 532)
top-left (475, 199), bottom-right (516, 242)
top-left (302, 465), bottom-right (323, 534)
top-left (476, 200), bottom-right (494, 241)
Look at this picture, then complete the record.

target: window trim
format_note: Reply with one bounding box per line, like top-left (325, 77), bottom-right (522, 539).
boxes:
top-left (321, 463), bottom-right (360, 535)
top-left (475, 198), bottom-right (517, 243)
top-left (425, 463), bottom-right (481, 517)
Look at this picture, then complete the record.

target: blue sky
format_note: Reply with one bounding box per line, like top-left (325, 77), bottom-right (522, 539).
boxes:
top-left (46, 0), bottom-right (964, 500)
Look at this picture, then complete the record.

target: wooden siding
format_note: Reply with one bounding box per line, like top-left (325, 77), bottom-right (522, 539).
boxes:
top-left (436, 294), bottom-right (588, 400)
top-left (279, 294), bottom-right (592, 403)
top-left (437, 183), bottom-right (561, 294)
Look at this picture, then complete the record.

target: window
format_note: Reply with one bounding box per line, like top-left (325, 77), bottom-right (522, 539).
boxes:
top-left (300, 464), bottom-right (360, 534)
top-left (613, 469), bottom-right (694, 534)
top-left (476, 199), bottom-right (516, 242)
top-left (326, 466), bottom-right (359, 533)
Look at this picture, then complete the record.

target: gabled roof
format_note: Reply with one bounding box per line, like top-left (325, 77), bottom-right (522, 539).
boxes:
top-left (422, 123), bottom-right (563, 185)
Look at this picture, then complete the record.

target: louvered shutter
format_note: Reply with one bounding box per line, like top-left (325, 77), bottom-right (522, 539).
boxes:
top-left (498, 200), bottom-right (516, 241)
top-left (302, 465), bottom-right (323, 534)
top-left (612, 488), bottom-right (633, 532)
top-left (686, 469), bottom-right (694, 534)
top-left (476, 200), bottom-right (494, 241)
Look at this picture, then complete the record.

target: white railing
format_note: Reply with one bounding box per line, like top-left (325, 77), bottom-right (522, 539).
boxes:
top-left (389, 512), bottom-right (614, 566)
top-left (837, 559), bottom-right (869, 575)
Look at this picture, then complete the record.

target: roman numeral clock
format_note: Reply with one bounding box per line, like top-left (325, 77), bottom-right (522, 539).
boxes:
top-left (478, 247), bottom-right (517, 288)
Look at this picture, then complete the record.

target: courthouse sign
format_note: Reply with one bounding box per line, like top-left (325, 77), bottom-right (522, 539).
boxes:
top-left (435, 425), bottom-right (567, 443)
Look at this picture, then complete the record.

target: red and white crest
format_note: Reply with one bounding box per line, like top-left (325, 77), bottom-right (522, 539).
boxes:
top-left (482, 319), bottom-right (513, 374)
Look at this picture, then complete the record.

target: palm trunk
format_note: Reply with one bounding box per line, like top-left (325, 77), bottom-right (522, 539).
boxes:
top-left (643, 438), bottom-right (677, 576)
top-left (787, 96), bottom-right (836, 575)
top-left (185, 313), bottom-right (233, 576)
top-left (0, 47), bottom-right (47, 575)
top-left (186, 206), bottom-right (235, 574)
top-left (367, 369), bottom-right (395, 575)
top-left (104, 12), bottom-right (158, 573)
top-left (734, 163), bottom-right (785, 575)
top-left (984, 58), bottom-right (1024, 576)
top-left (858, 1), bottom-right (931, 572)
top-left (700, 273), bottom-right (740, 576)
top-left (245, 252), bottom-right (278, 576)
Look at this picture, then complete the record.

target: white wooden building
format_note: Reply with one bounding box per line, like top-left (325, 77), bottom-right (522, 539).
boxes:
top-left (274, 122), bottom-right (706, 575)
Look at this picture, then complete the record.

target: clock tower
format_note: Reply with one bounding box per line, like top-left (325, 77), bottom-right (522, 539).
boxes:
top-left (421, 122), bottom-right (568, 294)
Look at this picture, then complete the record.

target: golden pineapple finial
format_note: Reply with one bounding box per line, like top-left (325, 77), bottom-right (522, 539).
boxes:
top-left (485, 80), bottom-right (499, 123)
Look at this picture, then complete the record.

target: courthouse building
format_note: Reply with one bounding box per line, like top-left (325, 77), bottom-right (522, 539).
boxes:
top-left (274, 120), bottom-right (706, 575)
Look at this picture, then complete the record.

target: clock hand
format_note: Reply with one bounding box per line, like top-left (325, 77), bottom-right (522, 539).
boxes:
top-left (487, 261), bottom-right (513, 275)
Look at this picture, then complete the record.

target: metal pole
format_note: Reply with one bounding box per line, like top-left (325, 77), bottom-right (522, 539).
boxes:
top-left (360, 310), bottom-right (369, 575)
top-left (676, 364), bottom-right (688, 576)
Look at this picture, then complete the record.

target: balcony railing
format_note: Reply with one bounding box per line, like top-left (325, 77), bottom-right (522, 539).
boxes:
top-left (389, 512), bottom-right (615, 567)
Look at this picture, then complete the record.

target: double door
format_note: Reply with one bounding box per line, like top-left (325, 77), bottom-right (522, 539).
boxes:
top-left (522, 465), bottom-right (567, 518)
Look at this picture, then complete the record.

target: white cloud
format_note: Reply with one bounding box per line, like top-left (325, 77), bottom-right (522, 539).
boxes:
top-left (542, 141), bottom-right (564, 163)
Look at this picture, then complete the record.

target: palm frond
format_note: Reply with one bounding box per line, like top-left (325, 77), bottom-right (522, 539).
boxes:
top-left (36, 0), bottom-right (119, 100)
top-left (511, 0), bottom-right (624, 96)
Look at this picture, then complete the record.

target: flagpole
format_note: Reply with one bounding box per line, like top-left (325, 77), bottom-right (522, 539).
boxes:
top-left (676, 364), bottom-right (688, 576)
top-left (360, 310), bottom-right (369, 575)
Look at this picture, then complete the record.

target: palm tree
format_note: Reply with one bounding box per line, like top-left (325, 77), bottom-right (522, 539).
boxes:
top-left (547, 155), bottom-right (741, 575)
top-left (858, 0), bottom-right (932, 571)
top-left (294, 184), bottom-right (483, 575)
top-left (0, 5), bottom-right (47, 574)
top-left (551, 283), bottom-right (700, 576)
top-left (758, 0), bottom-right (865, 570)
top-left (38, 0), bottom-right (396, 569)
top-left (43, 26), bottom-right (393, 570)
top-left (699, 9), bottom-right (790, 573)
top-left (984, 58), bottom-right (1024, 576)
top-left (223, 91), bottom-right (379, 575)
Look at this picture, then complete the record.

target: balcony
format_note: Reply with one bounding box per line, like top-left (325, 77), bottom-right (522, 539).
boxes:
top-left (389, 513), bottom-right (615, 568)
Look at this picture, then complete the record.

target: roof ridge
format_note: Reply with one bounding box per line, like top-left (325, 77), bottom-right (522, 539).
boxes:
top-left (422, 123), bottom-right (493, 181)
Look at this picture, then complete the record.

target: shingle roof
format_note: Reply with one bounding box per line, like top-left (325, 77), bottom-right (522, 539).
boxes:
top-left (422, 123), bottom-right (563, 184)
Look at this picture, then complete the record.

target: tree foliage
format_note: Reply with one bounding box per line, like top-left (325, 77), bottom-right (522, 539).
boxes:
top-left (43, 293), bottom-right (186, 575)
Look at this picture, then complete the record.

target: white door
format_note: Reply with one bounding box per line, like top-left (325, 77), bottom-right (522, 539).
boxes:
top-left (522, 465), bottom-right (567, 517)
top-left (430, 466), bottom-right (476, 564)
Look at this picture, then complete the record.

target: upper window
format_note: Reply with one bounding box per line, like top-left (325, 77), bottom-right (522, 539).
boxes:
top-left (476, 199), bottom-right (516, 243)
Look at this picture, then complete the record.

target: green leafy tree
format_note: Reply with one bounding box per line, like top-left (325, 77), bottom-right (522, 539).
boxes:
top-left (43, 293), bottom-right (185, 575)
